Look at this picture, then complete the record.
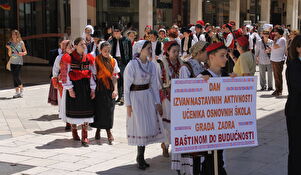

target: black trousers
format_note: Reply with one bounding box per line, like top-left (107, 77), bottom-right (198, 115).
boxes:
top-left (11, 64), bottom-right (22, 87)
top-left (286, 114), bottom-right (301, 175)
top-left (116, 58), bottom-right (126, 100)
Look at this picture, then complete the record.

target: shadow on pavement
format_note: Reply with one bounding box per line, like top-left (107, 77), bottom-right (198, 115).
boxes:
top-left (225, 110), bottom-right (287, 175)
top-left (0, 161), bottom-right (35, 175)
top-left (0, 97), bottom-right (14, 100)
top-left (35, 138), bottom-right (82, 149)
top-left (33, 126), bottom-right (66, 135)
top-left (97, 155), bottom-right (173, 175)
top-left (30, 114), bottom-right (60, 122)
top-left (259, 94), bottom-right (274, 98)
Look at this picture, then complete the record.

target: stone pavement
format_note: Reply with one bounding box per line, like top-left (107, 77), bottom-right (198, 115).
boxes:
top-left (0, 66), bottom-right (288, 175)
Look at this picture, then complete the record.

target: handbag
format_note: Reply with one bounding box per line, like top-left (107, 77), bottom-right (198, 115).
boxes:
top-left (6, 58), bottom-right (11, 71)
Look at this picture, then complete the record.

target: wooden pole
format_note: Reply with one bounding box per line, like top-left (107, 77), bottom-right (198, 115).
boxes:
top-left (214, 150), bottom-right (219, 175)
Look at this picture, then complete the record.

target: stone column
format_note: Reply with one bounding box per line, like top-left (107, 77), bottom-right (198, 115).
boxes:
top-left (246, 0), bottom-right (251, 20)
top-left (190, 0), bottom-right (203, 24)
top-left (87, 0), bottom-right (96, 26)
top-left (260, 0), bottom-right (271, 24)
top-left (139, 0), bottom-right (153, 38)
top-left (70, 0), bottom-right (87, 40)
top-left (229, 0), bottom-right (240, 27)
top-left (286, 0), bottom-right (299, 30)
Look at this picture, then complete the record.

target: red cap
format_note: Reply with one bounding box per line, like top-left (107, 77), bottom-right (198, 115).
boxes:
top-left (206, 42), bottom-right (225, 53)
top-left (222, 23), bottom-right (232, 29)
top-left (145, 25), bottom-right (152, 29)
top-left (236, 36), bottom-right (249, 47)
top-left (163, 41), bottom-right (178, 54)
top-left (229, 20), bottom-right (236, 26)
top-left (196, 20), bottom-right (205, 26)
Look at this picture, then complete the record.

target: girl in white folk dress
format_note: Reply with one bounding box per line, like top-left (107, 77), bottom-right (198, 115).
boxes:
top-left (124, 40), bottom-right (164, 170)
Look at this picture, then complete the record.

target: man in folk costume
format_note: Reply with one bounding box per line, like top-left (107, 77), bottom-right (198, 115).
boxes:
top-left (193, 24), bottom-right (206, 42)
top-left (222, 23), bottom-right (235, 74)
top-left (180, 27), bottom-right (196, 60)
top-left (229, 20), bottom-right (243, 39)
top-left (89, 30), bottom-right (103, 57)
top-left (124, 40), bottom-right (164, 170)
top-left (149, 30), bottom-right (163, 62)
top-left (157, 41), bottom-right (183, 158)
top-left (60, 37), bottom-right (96, 147)
top-left (109, 24), bottom-right (132, 105)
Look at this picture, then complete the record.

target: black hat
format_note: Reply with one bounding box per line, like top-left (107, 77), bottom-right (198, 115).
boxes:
top-left (181, 27), bottom-right (192, 34)
top-left (92, 30), bottom-right (103, 38)
top-left (195, 24), bottom-right (203, 29)
top-left (149, 30), bottom-right (158, 38)
top-left (112, 24), bottom-right (123, 32)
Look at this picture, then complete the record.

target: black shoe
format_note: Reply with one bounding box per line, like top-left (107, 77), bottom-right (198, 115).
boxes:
top-left (260, 87), bottom-right (266, 91)
top-left (137, 146), bottom-right (147, 170)
top-left (267, 87), bottom-right (273, 91)
top-left (272, 91), bottom-right (282, 97)
top-left (271, 91), bottom-right (277, 96)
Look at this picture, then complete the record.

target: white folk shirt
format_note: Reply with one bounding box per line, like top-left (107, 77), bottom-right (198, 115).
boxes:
top-left (116, 40), bottom-right (121, 57)
top-left (224, 33), bottom-right (234, 48)
top-left (179, 59), bottom-right (205, 78)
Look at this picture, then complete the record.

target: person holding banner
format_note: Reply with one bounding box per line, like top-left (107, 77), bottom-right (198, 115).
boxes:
top-left (171, 40), bottom-right (209, 175)
top-left (157, 41), bottom-right (183, 158)
top-left (198, 42), bottom-right (229, 175)
top-left (124, 40), bottom-right (164, 170)
top-left (285, 35), bottom-right (301, 175)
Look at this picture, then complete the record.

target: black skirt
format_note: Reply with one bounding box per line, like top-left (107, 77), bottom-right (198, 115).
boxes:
top-left (90, 80), bottom-right (115, 129)
top-left (66, 78), bottom-right (94, 118)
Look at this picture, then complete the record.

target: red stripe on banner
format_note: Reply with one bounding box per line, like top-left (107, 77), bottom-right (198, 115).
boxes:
top-left (22, 33), bottom-right (64, 40)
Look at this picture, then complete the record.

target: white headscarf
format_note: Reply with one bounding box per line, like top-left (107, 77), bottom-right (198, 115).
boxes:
top-left (82, 25), bottom-right (95, 39)
top-left (263, 24), bottom-right (273, 31)
top-left (132, 40), bottom-right (147, 57)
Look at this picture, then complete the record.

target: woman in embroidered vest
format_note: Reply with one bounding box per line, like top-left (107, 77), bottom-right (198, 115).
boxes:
top-left (90, 41), bottom-right (120, 145)
top-left (156, 41), bottom-right (182, 159)
top-left (179, 41), bottom-right (208, 78)
top-left (52, 40), bottom-right (73, 131)
top-left (124, 40), bottom-right (164, 170)
top-left (60, 37), bottom-right (96, 147)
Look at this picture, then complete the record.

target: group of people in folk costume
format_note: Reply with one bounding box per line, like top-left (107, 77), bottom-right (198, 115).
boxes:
top-left (46, 20), bottom-right (262, 174)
